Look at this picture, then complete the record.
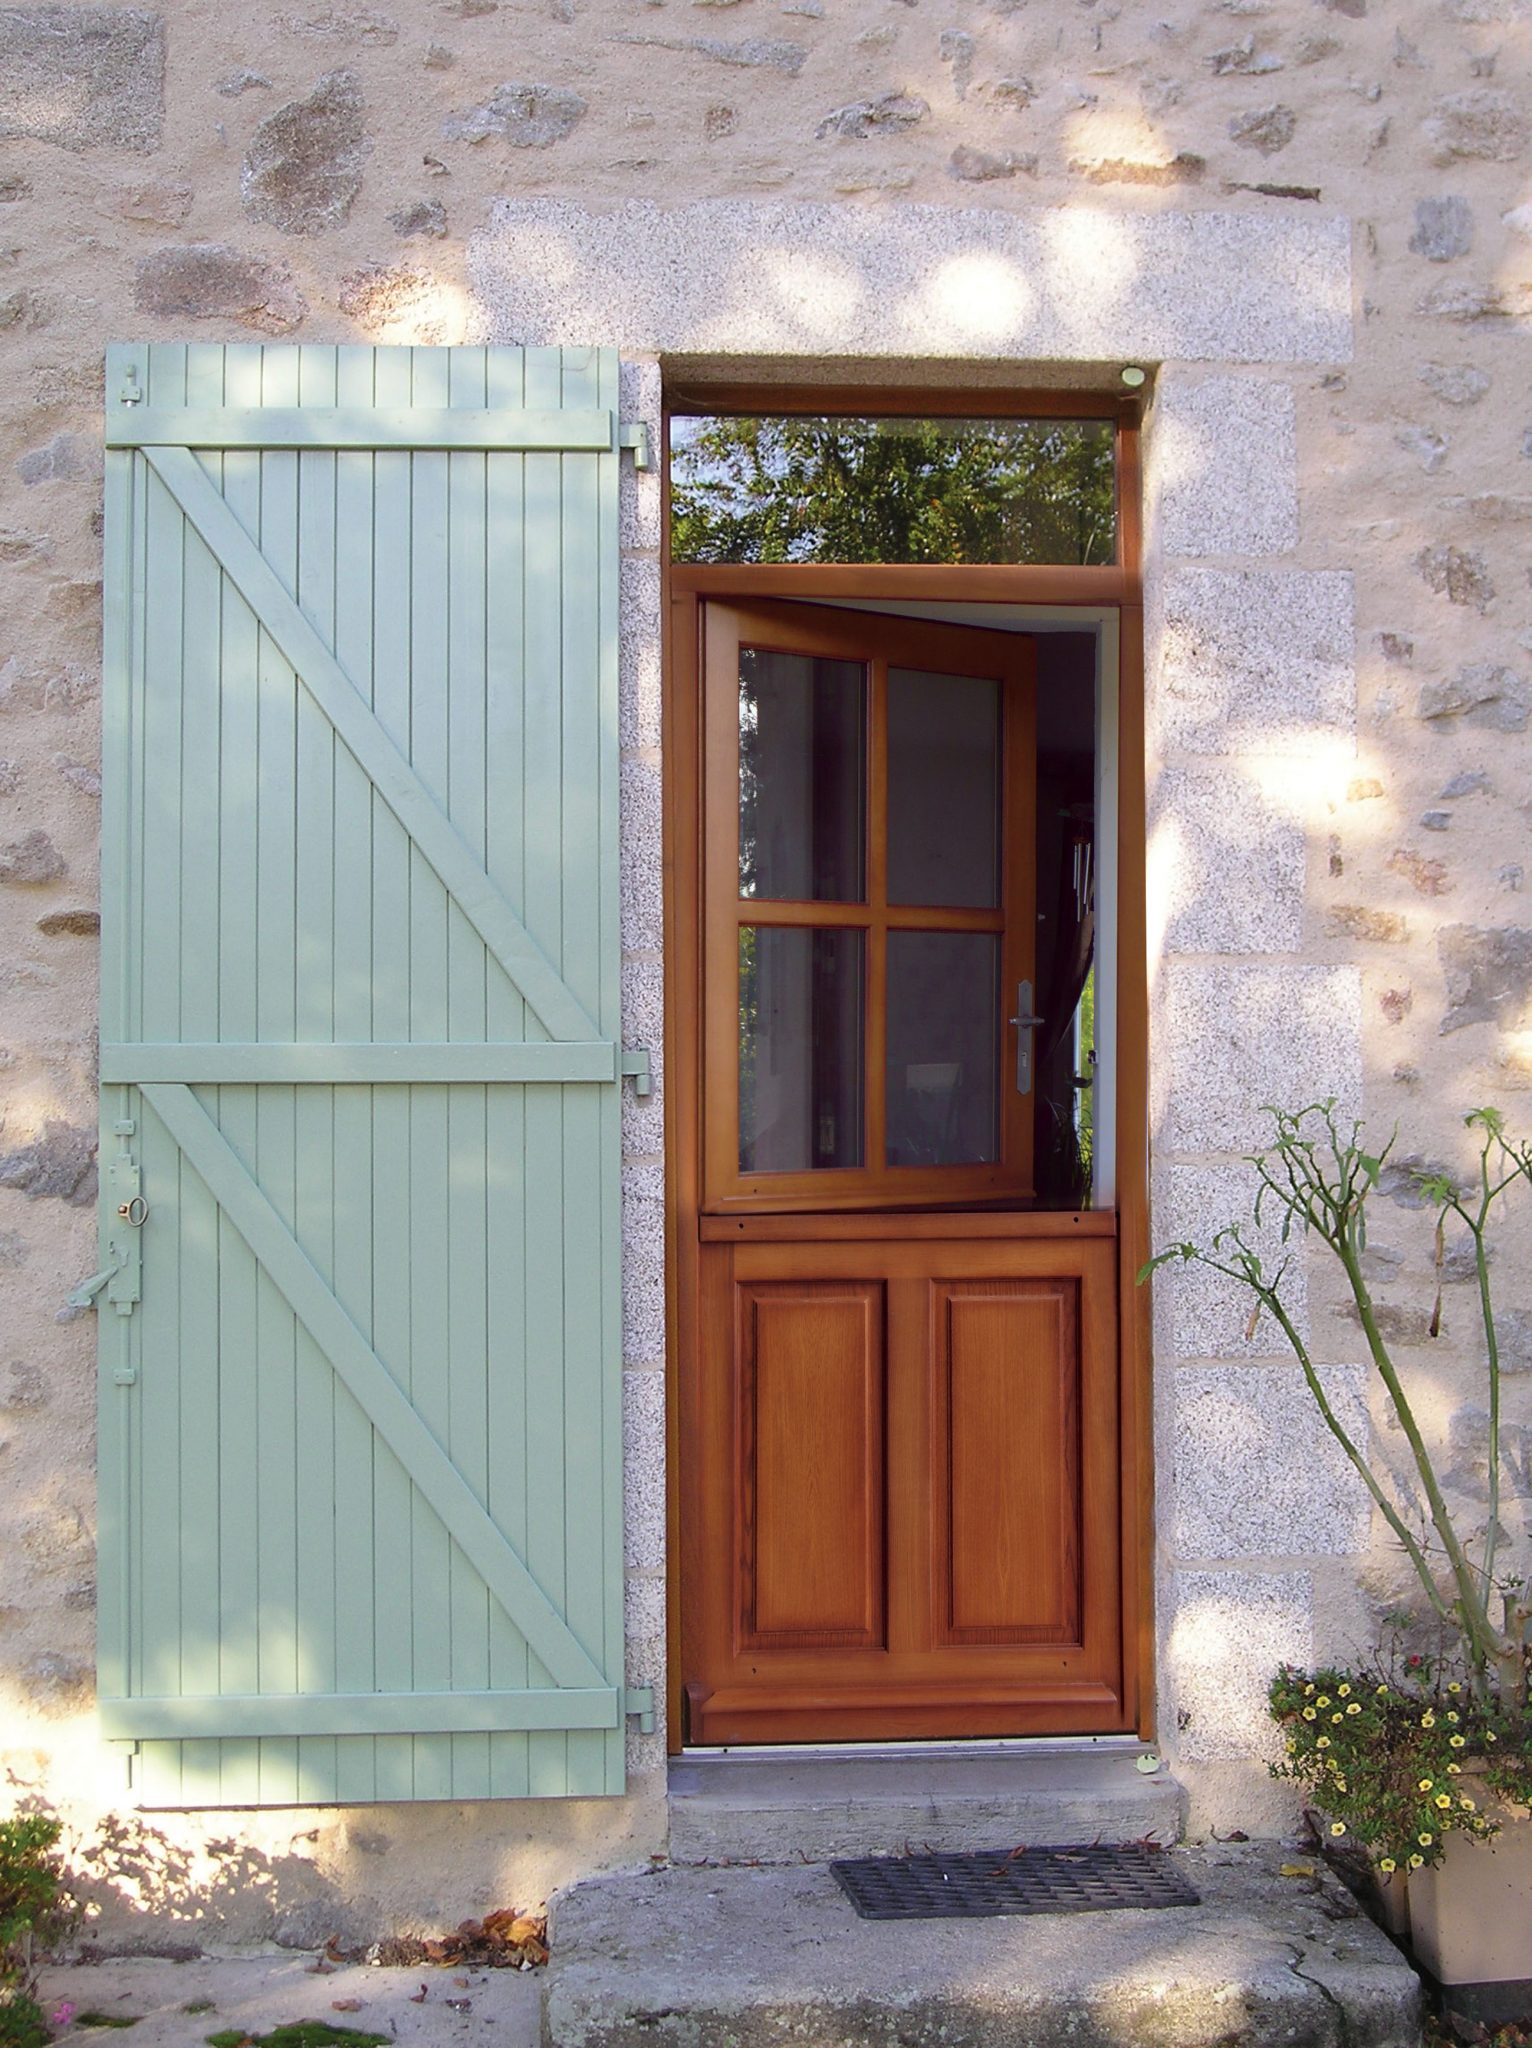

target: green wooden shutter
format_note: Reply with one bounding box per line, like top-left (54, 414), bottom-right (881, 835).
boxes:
top-left (94, 342), bottom-right (627, 1805)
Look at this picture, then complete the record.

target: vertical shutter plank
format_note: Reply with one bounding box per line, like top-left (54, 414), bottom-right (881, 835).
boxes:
top-left (178, 344), bottom-right (231, 1806)
top-left (404, 345), bottom-right (455, 1802)
top-left (483, 345), bottom-right (533, 1798)
top-left (330, 343), bottom-right (382, 1804)
top-left (207, 345), bottom-right (265, 1809)
top-left (367, 344), bottom-right (421, 1805)
top-left (135, 446), bottom-right (188, 1796)
top-left (253, 343), bottom-right (303, 1808)
top-left (519, 344), bottom-right (570, 1798)
top-left (294, 343), bottom-right (342, 1804)
top-left (560, 346), bottom-right (614, 1796)
top-left (445, 345), bottom-right (493, 1799)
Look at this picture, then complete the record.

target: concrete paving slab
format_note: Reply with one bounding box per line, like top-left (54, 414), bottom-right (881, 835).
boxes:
top-left (544, 1844), bottom-right (1424, 2048)
top-left (36, 1952), bottom-right (542, 2048)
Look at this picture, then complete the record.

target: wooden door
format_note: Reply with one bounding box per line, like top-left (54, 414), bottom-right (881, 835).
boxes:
top-left (679, 601), bottom-right (1126, 1745)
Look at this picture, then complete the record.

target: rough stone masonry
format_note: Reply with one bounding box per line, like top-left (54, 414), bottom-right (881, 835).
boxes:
top-left (0, 0), bottom-right (1530, 1946)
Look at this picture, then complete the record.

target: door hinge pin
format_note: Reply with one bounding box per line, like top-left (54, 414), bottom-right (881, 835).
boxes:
top-left (618, 423), bottom-right (653, 471)
top-left (621, 1047), bottom-right (654, 1098)
top-left (624, 1686), bottom-right (656, 1735)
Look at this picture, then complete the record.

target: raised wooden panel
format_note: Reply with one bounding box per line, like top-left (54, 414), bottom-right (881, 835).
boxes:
top-left (932, 1279), bottom-right (1081, 1646)
top-left (738, 1282), bottom-right (885, 1650)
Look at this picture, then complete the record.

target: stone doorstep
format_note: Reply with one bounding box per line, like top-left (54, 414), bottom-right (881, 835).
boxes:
top-left (667, 1742), bottom-right (1187, 1865)
top-left (542, 1847), bottom-right (1425, 2048)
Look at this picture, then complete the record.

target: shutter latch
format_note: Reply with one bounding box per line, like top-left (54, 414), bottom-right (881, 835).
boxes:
top-left (68, 1124), bottom-right (146, 1324)
top-left (625, 1686), bottom-right (656, 1735)
top-left (618, 423), bottom-right (653, 471)
top-left (621, 1048), bottom-right (653, 1099)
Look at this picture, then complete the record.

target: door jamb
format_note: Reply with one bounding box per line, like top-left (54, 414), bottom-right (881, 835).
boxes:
top-left (659, 390), bottom-right (1151, 1751)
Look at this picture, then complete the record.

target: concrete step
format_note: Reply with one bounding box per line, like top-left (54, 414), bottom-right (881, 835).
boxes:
top-left (667, 1742), bottom-right (1186, 1865)
top-left (543, 1847), bottom-right (1424, 2048)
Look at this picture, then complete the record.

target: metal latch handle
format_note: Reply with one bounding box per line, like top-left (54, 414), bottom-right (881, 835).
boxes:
top-left (1009, 980), bottom-right (1045, 1096)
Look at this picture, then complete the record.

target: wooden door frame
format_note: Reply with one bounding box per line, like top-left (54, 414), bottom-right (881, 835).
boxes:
top-left (660, 387), bottom-right (1150, 1750)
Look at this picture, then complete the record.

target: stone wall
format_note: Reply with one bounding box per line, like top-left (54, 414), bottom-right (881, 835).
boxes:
top-left (1, 0), bottom-right (1530, 1943)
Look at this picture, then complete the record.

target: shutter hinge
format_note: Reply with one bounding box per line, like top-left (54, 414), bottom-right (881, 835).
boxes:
top-left (619, 423), bottom-right (653, 471)
top-left (625, 1686), bottom-right (656, 1736)
top-left (621, 1048), bottom-right (653, 1099)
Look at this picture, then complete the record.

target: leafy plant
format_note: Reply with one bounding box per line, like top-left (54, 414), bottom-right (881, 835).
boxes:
top-left (0, 1815), bottom-right (66, 2048)
top-left (1268, 1662), bottom-right (1525, 1871)
top-left (1143, 1103), bottom-right (1532, 1860)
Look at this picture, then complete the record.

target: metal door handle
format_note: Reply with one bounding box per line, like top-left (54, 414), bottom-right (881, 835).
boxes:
top-left (1009, 981), bottom-right (1044, 1095)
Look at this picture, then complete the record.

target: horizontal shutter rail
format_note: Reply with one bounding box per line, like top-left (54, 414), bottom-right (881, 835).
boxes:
top-left (103, 1042), bottom-right (620, 1085)
top-left (100, 1688), bottom-right (623, 1741)
top-left (106, 407), bottom-right (614, 453)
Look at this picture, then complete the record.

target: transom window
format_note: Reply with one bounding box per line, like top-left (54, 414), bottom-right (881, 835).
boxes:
top-left (671, 413), bottom-right (1117, 568)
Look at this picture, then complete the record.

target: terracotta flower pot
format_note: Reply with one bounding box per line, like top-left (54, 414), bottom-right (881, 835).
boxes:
top-left (1407, 1793), bottom-right (1532, 1990)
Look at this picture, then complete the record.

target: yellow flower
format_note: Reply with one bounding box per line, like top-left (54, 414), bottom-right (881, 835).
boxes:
top-left (1450, 1735), bottom-right (1466, 1749)
top-left (1346, 1703), bottom-right (1361, 1716)
top-left (1435, 1794), bottom-right (1452, 1810)
top-left (1448, 1764), bottom-right (1462, 1776)
top-left (1487, 1731), bottom-right (1498, 1744)
top-left (1448, 1682), bottom-right (1462, 1695)
top-left (1419, 1833), bottom-right (1434, 1847)
top-left (1375, 1684), bottom-right (1388, 1696)
top-left (1421, 1712), bottom-right (1437, 1728)
top-left (1331, 1713), bottom-right (1344, 1725)
top-left (1461, 1797), bottom-right (1476, 1812)
top-left (1330, 1821), bottom-right (1346, 1836)
top-left (1338, 1684), bottom-right (1352, 1698)
top-left (1303, 1707), bottom-right (1317, 1721)
top-left (1446, 1711), bottom-right (1460, 1725)
top-left (1316, 1696), bottom-right (1332, 1709)
top-left (1304, 1684), bottom-right (1316, 1697)
top-left (1379, 1858), bottom-right (1397, 1874)
top-left (1418, 1779), bottom-right (1434, 1792)
top-left (1316, 1736), bottom-right (1331, 1749)
top-left (1409, 1854), bottom-right (1425, 1870)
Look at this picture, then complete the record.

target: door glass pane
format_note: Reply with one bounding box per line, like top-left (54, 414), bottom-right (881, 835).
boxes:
top-left (739, 649), bottom-right (865, 902)
top-left (672, 415), bottom-right (1117, 566)
top-left (885, 932), bottom-right (1000, 1167)
top-left (740, 927), bottom-right (865, 1172)
top-left (887, 668), bottom-right (1001, 908)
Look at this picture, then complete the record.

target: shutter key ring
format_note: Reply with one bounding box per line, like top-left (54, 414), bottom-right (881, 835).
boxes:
top-left (117, 1195), bottom-right (149, 1226)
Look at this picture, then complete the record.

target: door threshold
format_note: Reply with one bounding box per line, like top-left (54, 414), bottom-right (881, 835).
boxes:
top-left (680, 1734), bottom-right (1150, 1761)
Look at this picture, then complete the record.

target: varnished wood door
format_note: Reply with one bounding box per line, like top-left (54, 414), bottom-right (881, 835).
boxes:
top-left (678, 601), bottom-right (1127, 1745)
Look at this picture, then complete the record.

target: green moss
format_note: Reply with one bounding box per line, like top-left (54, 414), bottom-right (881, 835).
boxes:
top-left (74, 2015), bottom-right (141, 2030)
top-left (205, 2024), bottom-right (391, 2048)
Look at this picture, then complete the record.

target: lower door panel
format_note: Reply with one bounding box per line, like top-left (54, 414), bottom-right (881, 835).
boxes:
top-left (682, 1229), bottom-right (1123, 1746)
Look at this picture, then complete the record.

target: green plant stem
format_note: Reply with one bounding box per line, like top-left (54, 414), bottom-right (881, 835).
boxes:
top-left (1336, 1235), bottom-right (1503, 1682)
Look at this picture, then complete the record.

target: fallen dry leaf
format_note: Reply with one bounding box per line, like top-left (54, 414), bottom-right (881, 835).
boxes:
top-left (330, 1998), bottom-right (364, 2013)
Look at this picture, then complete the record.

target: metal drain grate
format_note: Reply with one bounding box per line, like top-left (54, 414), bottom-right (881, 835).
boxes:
top-left (830, 1844), bottom-right (1201, 1921)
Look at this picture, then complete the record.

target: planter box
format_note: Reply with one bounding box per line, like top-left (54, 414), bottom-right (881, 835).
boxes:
top-left (1408, 1798), bottom-right (1532, 1993)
